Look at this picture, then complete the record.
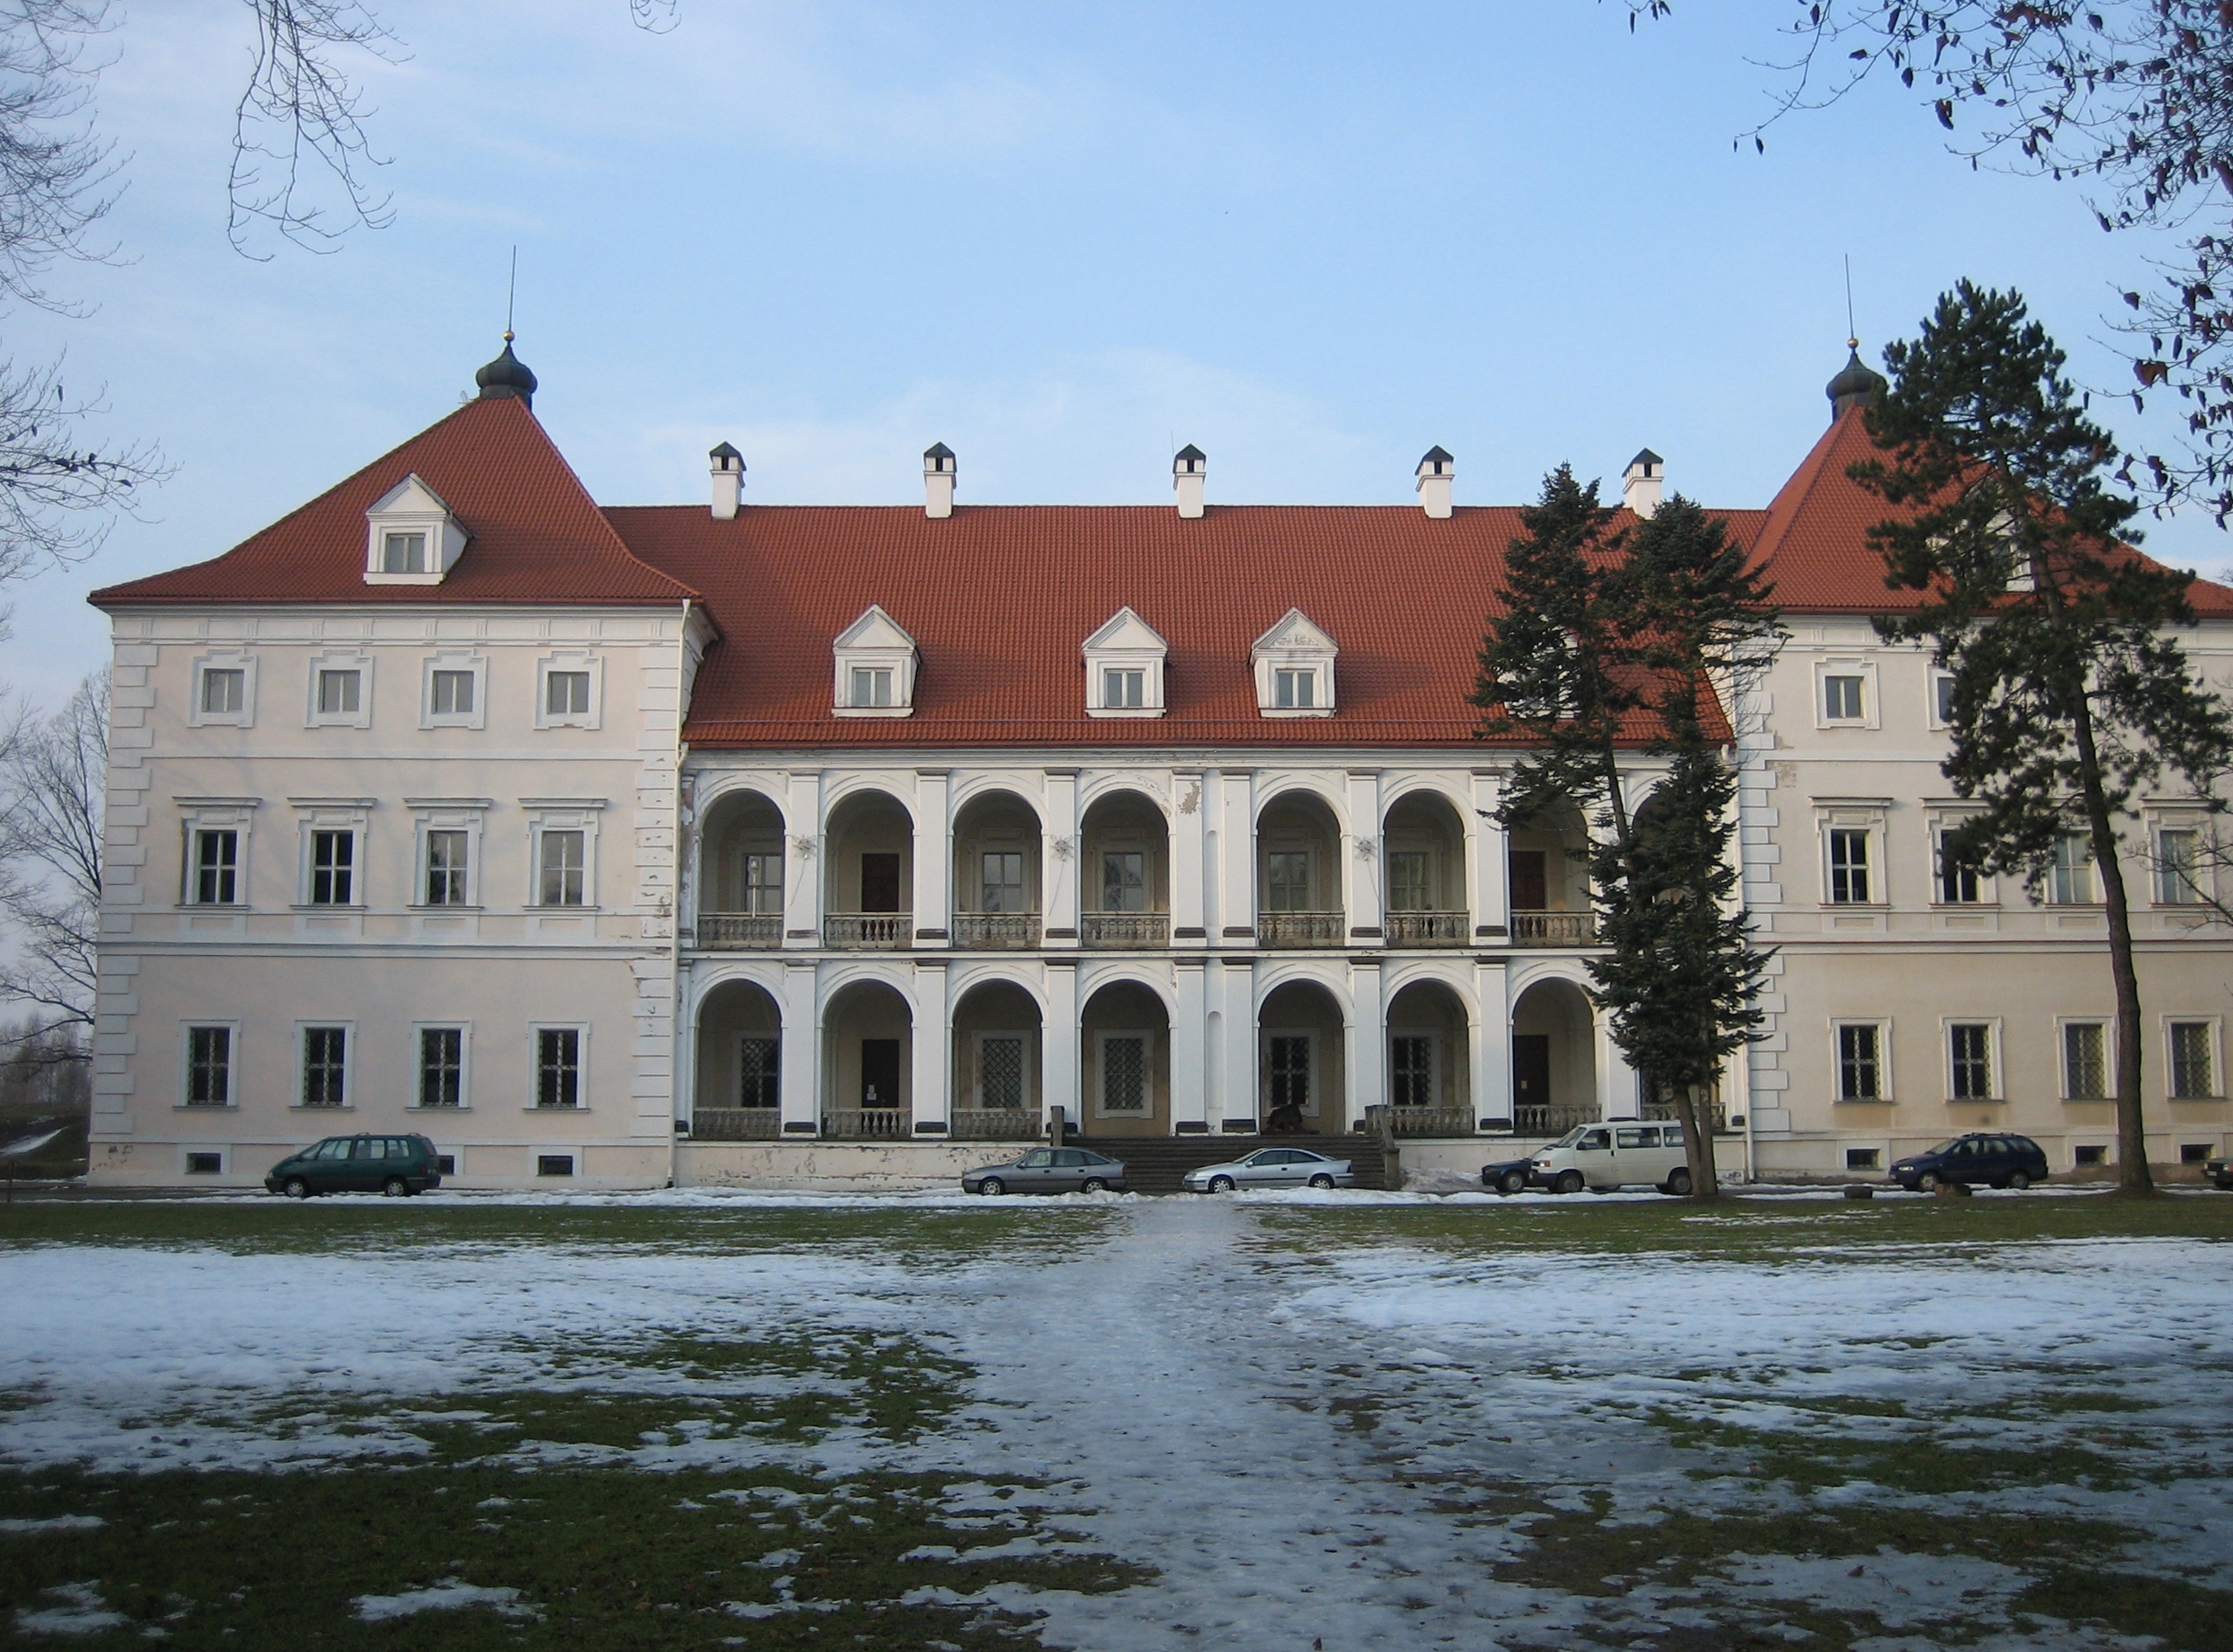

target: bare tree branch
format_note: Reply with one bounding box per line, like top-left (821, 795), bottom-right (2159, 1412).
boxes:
top-left (0, 668), bottom-right (103, 1036)
top-left (228, 0), bottom-right (401, 258)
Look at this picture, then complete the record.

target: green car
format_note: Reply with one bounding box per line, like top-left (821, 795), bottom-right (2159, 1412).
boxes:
top-left (264, 1134), bottom-right (444, 1199)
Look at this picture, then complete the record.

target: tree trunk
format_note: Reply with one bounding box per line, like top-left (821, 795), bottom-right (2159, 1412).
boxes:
top-left (1677, 1082), bottom-right (1722, 1199)
top-left (2073, 702), bottom-right (2154, 1193)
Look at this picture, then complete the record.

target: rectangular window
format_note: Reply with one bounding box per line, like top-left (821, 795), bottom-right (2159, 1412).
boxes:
top-left (1949, 1023), bottom-right (1994, 1100)
top-left (1846, 1147), bottom-right (1882, 1170)
top-left (424, 830), bottom-right (468, 906)
top-left (1391, 1035), bottom-right (1433, 1107)
top-left (738, 1037), bottom-right (779, 1108)
top-left (1933, 673), bottom-right (1957, 725)
top-left (849, 666), bottom-right (893, 708)
top-left (536, 1154), bottom-right (574, 1177)
top-left (1935, 835), bottom-right (1981, 903)
top-left (1275, 669), bottom-right (1316, 709)
top-left (981, 851), bottom-right (1025, 914)
top-left (2063, 1023), bottom-right (2107, 1100)
top-left (1828, 829), bottom-right (1871, 903)
top-left (1509, 849), bottom-right (1548, 910)
top-left (1388, 851), bottom-right (1432, 912)
top-left (978, 1035), bottom-right (1025, 1109)
top-left (192, 829), bottom-right (238, 904)
top-left (186, 1026), bottom-right (231, 1106)
top-left (2075, 1143), bottom-right (2108, 1167)
top-left (1265, 851), bottom-right (1312, 911)
top-left (2052, 834), bottom-right (2096, 904)
top-left (184, 1151), bottom-right (223, 1175)
top-left (546, 671), bottom-right (591, 717)
top-left (2157, 830), bottom-right (2202, 905)
top-left (537, 1028), bottom-right (581, 1108)
top-left (743, 852), bottom-right (783, 915)
top-left (1101, 1034), bottom-right (1147, 1113)
top-left (309, 830), bottom-right (355, 905)
top-left (316, 669), bottom-right (361, 716)
top-left (2171, 1021), bottom-right (2216, 1099)
top-left (1103, 668), bottom-right (1145, 709)
top-left (539, 830), bottom-right (586, 906)
top-left (1102, 850), bottom-right (1145, 912)
top-left (859, 852), bottom-right (902, 913)
top-left (200, 668), bottom-right (245, 714)
top-left (430, 669), bottom-right (475, 716)
top-left (381, 531), bottom-right (427, 573)
top-left (300, 1026), bottom-right (347, 1107)
top-left (1824, 674), bottom-right (1864, 721)
top-left (1268, 1035), bottom-right (1311, 1107)
top-left (419, 1027), bottom-right (464, 1108)
top-left (2182, 1142), bottom-right (2213, 1165)
top-left (1836, 1023), bottom-right (1882, 1100)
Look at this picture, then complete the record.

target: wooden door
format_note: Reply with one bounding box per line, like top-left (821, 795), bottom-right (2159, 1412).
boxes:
top-left (859, 853), bottom-right (902, 912)
top-left (1511, 1034), bottom-right (1551, 1108)
top-left (860, 1039), bottom-right (901, 1107)
top-left (1509, 850), bottom-right (1548, 910)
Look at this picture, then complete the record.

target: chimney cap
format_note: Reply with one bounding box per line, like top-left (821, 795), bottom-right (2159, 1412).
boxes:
top-left (1173, 443), bottom-right (1207, 473)
top-left (923, 441), bottom-right (955, 469)
top-left (1626, 448), bottom-right (1663, 474)
top-left (708, 440), bottom-right (743, 463)
top-left (1417, 445), bottom-right (1455, 475)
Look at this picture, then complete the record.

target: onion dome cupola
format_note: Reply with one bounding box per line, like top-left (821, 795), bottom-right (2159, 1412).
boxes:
top-left (1826, 341), bottom-right (1887, 421)
top-left (475, 332), bottom-right (539, 409)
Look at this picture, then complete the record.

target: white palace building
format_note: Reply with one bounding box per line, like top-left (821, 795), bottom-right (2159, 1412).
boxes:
top-left (81, 341), bottom-right (2233, 1189)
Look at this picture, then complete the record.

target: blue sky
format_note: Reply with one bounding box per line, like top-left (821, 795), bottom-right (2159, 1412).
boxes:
top-left (3, 0), bottom-right (2217, 704)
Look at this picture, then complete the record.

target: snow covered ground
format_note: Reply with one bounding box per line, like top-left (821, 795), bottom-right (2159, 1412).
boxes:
top-left (3, 1198), bottom-right (2229, 1647)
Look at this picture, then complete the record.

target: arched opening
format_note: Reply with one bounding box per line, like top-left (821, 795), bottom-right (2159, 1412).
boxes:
top-left (697, 790), bottom-right (785, 949)
top-left (1078, 981), bottom-right (1171, 1139)
top-left (823, 791), bottom-right (913, 948)
top-left (1386, 979), bottom-right (1471, 1135)
top-left (1382, 791), bottom-right (1468, 947)
top-left (950, 980), bottom-right (1044, 1142)
top-left (1257, 791), bottom-right (1343, 947)
top-left (692, 979), bottom-right (782, 1138)
top-left (1510, 977), bottom-right (1598, 1135)
top-left (821, 979), bottom-right (912, 1137)
top-left (952, 791), bottom-right (1043, 949)
top-left (1507, 798), bottom-right (1594, 946)
top-left (1081, 790), bottom-right (1171, 948)
top-left (1257, 979), bottom-right (1348, 1133)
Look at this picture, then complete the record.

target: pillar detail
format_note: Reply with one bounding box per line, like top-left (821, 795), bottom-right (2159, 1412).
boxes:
top-left (780, 961), bottom-right (819, 1133)
top-left (1224, 960), bottom-right (1259, 1128)
top-left (1349, 958), bottom-right (1385, 1128)
top-left (913, 769), bottom-right (951, 947)
top-left (1172, 769), bottom-right (1206, 945)
top-left (785, 770), bottom-right (823, 949)
top-left (1472, 958), bottom-right (1511, 1128)
top-left (1470, 769), bottom-right (1506, 940)
top-left (912, 960), bottom-right (950, 1133)
top-left (1045, 769), bottom-right (1080, 948)
top-left (1172, 960), bottom-right (1208, 1131)
top-left (1043, 961), bottom-right (1080, 1134)
top-left (1217, 770), bottom-right (1256, 945)
top-left (1345, 769), bottom-right (1383, 937)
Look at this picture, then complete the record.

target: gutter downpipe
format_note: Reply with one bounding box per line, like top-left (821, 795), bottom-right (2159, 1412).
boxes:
top-left (666, 599), bottom-right (694, 1192)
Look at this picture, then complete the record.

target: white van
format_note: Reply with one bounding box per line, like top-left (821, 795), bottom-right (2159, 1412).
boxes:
top-left (1530, 1121), bottom-right (1694, 1195)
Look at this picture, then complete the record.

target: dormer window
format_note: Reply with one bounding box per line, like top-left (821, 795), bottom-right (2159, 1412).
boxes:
top-left (832, 605), bottom-right (918, 718)
top-left (363, 473), bottom-right (469, 587)
top-left (1082, 607), bottom-right (1167, 718)
top-left (1251, 608), bottom-right (1337, 718)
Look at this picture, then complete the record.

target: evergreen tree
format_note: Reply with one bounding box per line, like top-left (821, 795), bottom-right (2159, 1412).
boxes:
top-left (1855, 282), bottom-right (2233, 1194)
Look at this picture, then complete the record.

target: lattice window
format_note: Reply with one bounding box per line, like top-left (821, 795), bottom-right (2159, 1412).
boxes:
top-left (738, 1037), bottom-right (779, 1107)
top-left (1102, 1036), bottom-right (1146, 1112)
top-left (980, 1037), bottom-right (1025, 1109)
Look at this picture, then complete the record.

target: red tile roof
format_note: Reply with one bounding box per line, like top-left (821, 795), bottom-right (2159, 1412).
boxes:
top-left (88, 397), bottom-right (695, 609)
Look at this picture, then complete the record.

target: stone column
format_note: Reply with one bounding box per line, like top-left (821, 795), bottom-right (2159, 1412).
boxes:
top-left (1346, 769), bottom-right (1383, 941)
top-left (1218, 770), bottom-right (1256, 946)
top-left (1348, 958), bottom-right (1385, 1128)
top-left (912, 769), bottom-right (951, 948)
top-left (1044, 769), bottom-right (1080, 949)
top-left (785, 770), bottom-right (823, 950)
top-left (779, 960), bottom-right (819, 1135)
top-left (1223, 959), bottom-right (1260, 1129)
top-left (1172, 769), bottom-right (1207, 946)
top-left (1472, 958), bottom-right (1511, 1129)
top-left (1469, 768), bottom-right (1505, 942)
top-left (912, 960), bottom-right (950, 1135)
top-left (1043, 960), bottom-right (1079, 1135)
top-left (1172, 960), bottom-right (1208, 1132)
top-left (1598, 1012), bottom-right (1642, 1121)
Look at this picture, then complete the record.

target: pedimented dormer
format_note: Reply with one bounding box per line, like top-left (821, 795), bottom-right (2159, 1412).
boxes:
top-left (833, 604), bottom-right (918, 718)
top-left (363, 474), bottom-right (470, 586)
top-left (1251, 608), bottom-right (1337, 717)
top-left (1082, 606), bottom-right (1168, 718)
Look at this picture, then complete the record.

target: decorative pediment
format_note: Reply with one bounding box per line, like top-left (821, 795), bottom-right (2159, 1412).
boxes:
top-left (363, 473), bottom-right (470, 586)
top-left (1250, 608), bottom-right (1338, 716)
top-left (1082, 606), bottom-right (1167, 717)
top-left (832, 604), bottom-right (918, 717)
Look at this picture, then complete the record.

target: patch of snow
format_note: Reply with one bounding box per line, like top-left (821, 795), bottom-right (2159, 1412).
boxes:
top-left (0, 1515), bottom-right (102, 1534)
top-left (351, 1578), bottom-right (537, 1622)
top-left (2, 1128), bottom-right (62, 1157)
top-left (14, 1583), bottom-right (127, 1635)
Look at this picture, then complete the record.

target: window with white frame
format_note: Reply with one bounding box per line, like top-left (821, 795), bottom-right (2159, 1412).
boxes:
top-left (1811, 658), bottom-right (1877, 729)
top-left (1828, 828), bottom-right (1872, 903)
top-left (536, 652), bottom-right (603, 730)
top-left (306, 652), bottom-right (372, 728)
top-left (1934, 831), bottom-right (1983, 903)
top-left (408, 800), bottom-right (487, 910)
top-left (1390, 1033), bottom-right (1436, 1107)
top-left (1835, 1022), bottom-right (1886, 1100)
top-left (424, 830), bottom-right (468, 905)
top-left (189, 827), bottom-right (241, 904)
top-left (417, 1025), bottom-right (468, 1108)
top-left (306, 829), bottom-right (356, 905)
top-left (974, 1031), bottom-right (1029, 1109)
top-left (1082, 607), bottom-right (1168, 717)
top-left (420, 654), bottom-right (487, 730)
top-left (1274, 668), bottom-right (1319, 710)
top-left (2050, 833), bottom-right (2096, 904)
top-left (189, 652), bottom-right (257, 728)
top-left (831, 605), bottom-right (918, 718)
top-left (2169, 1020), bottom-right (2219, 1098)
top-left (298, 1025), bottom-right (349, 1107)
top-left (1103, 669), bottom-right (1145, 709)
top-left (523, 801), bottom-right (602, 908)
top-left (850, 667), bottom-right (893, 707)
top-left (1095, 1030), bottom-right (1150, 1115)
top-left (1822, 674), bottom-right (1864, 721)
top-left (1264, 850), bottom-right (1313, 911)
top-left (1250, 608), bottom-right (1338, 718)
top-left (1930, 671), bottom-right (1957, 728)
top-left (2062, 1021), bottom-right (2109, 1100)
top-left (182, 1024), bottom-right (235, 1107)
top-left (1101, 850), bottom-right (1146, 911)
top-left (2155, 827), bottom-right (2205, 905)
top-left (534, 1026), bottom-right (586, 1108)
top-left (1948, 1022), bottom-right (1996, 1100)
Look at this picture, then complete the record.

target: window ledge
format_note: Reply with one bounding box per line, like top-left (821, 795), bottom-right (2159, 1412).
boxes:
top-left (290, 1104), bottom-right (353, 1112)
top-left (2169, 1094), bottom-right (2227, 1103)
top-left (177, 904), bottom-right (250, 913)
top-left (406, 1105), bottom-right (470, 1113)
top-left (831, 705), bottom-right (913, 719)
top-left (408, 904), bottom-right (485, 913)
top-left (1946, 1098), bottom-right (2003, 1106)
top-left (525, 1105), bottom-right (589, 1113)
top-left (1821, 903), bottom-right (1888, 910)
top-left (292, 904), bottom-right (367, 913)
top-left (1927, 903), bottom-right (2000, 911)
top-left (175, 1103), bottom-right (237, 1111)
top-left (1833, 1096), bottom-right (1891, 1104)
top-left (531, 906), bottom-right (602, 914)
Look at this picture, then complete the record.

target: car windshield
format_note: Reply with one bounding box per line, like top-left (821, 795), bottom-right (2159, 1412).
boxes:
top-left (1550, 1126), bottom-right (1594, 1147)
top-left (1926, 1138), bottom-right (1960, 1156)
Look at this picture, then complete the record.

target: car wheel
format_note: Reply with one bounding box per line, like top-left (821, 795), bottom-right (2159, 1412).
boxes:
top-left (978, 1177), bottom-right (1006, 1198)
top-left (1666, 1167), bottom-right (1694, 1197)
top-left (2217, 1177), bottom-right (2233, 1192)
top-left (1307, 1173), bottom-right (1335, 1190)
top-left (1208, 1175), bottom-right (1236, 1193)
top-left (2007, 1170), bottom-right (2032, 1192)
top-left (282, 1177), bottom-right (309, 1200)
top-left (1553, 1170), bottom-right (1584, 1195)
top-left (1080, 1177), bottom-right (1108, 1194)
top-left (383, 1177), bottom-right (409, 1199)
top-left (1498, 1169), bottom-right (1527, 1195)
top-left (1917, 1170), bottom-right (1941, 1192)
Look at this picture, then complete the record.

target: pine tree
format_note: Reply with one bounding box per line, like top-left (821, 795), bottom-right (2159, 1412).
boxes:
top-left (1855, 282), bottom-right (2233, 1194)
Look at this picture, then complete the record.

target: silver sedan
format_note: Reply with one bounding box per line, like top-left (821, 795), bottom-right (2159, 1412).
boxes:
top-left (962, 1147), bottom-right (1127, 1196)
top-left (1183, 1146), bottom-right (1355, 1192)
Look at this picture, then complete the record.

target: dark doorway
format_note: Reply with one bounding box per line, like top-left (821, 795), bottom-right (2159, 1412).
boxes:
top-left (1509, 850), bottom-right (1547, 910)
top-left (860, 853), bottom-right (902, 912)
top-left (1512, 1034), bottom-right (1550, 1109)
top-left (860, 1038), bottom-right (901, 1107)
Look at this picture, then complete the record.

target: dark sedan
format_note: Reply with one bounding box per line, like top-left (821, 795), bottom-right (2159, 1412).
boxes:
top-left (1890, 1132), bottom-right (2049, 1192)
top-left (962, 1147), bottom-right (1127, 1196)
top-left (2204, 1155), bottom-right (2233, 1191)
top-left (1481, 1155), bottom-right (1534, 1195)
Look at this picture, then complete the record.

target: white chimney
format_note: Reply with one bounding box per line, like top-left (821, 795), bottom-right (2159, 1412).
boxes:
top-left (1415, 446), bottom-right (1455, 519)
top-left (1173, 444), bottom-right (1206, 519)
top-left (1622, 448), bottom-right (1663, 519)
top-left (708, 441), bottom-right (743, 520)
top-left (923, 442), bottom-right (955, 518)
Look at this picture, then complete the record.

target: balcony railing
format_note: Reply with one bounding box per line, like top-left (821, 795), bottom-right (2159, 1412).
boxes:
top-left (951, 1108), bottom-right (1042, 1141)
top-left (1384, 911), bottom-right (1468, 947)
top-left (1513, 1103), bottom-right (1601, 1137)
top-left (697, 912), bottom-right (782, 951)
top-left (1257, 911), bottom-right (1345, 947)
top-left (1082, 911), bottom-right (1169, 948)
top-left (954, 913), bottom-right (1041, 950)
top-left (822, 1107), bottom-right (910, 1140)
top-left (1511, 910), bottom-right (1596, 946)
top-left (1387, 1105), bottom-right (1476, 1137)
top-left (689, 1107), bottom-right (781, 1141)
top-left (824, 913), bottom-right (913, 949)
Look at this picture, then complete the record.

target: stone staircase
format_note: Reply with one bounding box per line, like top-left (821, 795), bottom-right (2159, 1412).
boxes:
top-left (1074, 1133), bottom-right (1391, 1195)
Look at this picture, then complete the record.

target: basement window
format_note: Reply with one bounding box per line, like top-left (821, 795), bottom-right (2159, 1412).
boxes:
top-left (1844, 1148), bottom-right (1881, 1171)
top-left (536, 1154), bottom-right (575, 1178)
top-left (184, 1152), bottom-right (223, 1176)
top-left (2074, 1144), bottom-right (2109, 1167)
top-left (2181, 1142), bottom-right (2213, 1164)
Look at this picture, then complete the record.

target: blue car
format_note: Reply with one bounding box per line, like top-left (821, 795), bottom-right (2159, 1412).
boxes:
top-left (1890, 1132), bottom-right (2049, 1192)
top-left (1481, 1155), bottom-right (1534, 1194)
